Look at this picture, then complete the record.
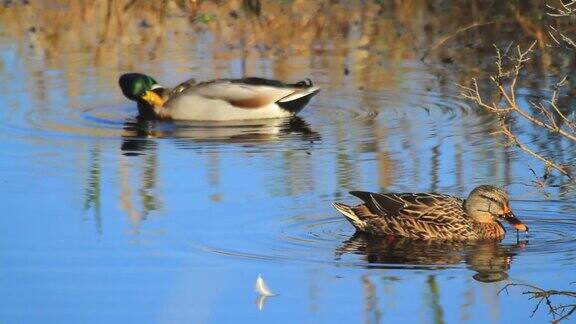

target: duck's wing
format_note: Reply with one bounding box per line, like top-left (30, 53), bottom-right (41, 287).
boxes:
top-left (180, 78), bottom-right (319, 109)
top-left (230, 77), bottom-right (310, 88)
top-left (349, 191), bottom-right (464, 223)
top-left (169, 78), bottom-right (197, 96)
top-left (349, 191), bottom-right (470, 239)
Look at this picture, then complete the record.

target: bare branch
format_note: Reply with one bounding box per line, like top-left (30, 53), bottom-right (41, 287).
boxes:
top-left (549, 26), bottom-right (576, 50)
top-left (500, 123), bottom-right (573, 179)
top-left (546, 1), bottom-right (576, 17)
top-left (500, 283), bottom-right (576, 323)
top-left (460, 41), bottom-right (576, 181)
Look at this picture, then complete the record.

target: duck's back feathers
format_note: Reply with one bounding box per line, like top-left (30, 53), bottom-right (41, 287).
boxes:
top-left (169, 78), bottom-right (197, 96)
top-left (172, 78), bottom-right (319, 111)
top-left (228, 77), bottom-right (314, 88)
top-left (349, 191), bottom-right (461, 218)
top-left (340, 191), bottom-right (475, 240)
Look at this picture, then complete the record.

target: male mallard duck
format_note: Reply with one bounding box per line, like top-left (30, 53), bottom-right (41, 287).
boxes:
top-left (333, 185), bottom-right (528, 240)
top-left (118, 73), bottom-right (320, 121)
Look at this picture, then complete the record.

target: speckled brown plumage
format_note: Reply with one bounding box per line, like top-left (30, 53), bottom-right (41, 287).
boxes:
top-left (333, 185), bottom-right (528, 240)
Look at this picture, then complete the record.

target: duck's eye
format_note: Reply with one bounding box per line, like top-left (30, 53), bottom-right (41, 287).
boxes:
top-left (497, 211), bottom-right (514, 219)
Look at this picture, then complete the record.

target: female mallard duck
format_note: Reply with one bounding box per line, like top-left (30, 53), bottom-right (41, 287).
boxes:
top-left (118, 73), bottom-right (320, 121)
top-left (333, 185), bottom-right (528, 240)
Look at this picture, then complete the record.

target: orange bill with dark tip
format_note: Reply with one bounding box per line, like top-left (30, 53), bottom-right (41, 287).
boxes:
top-left (513, 223), bottom-right (528, 232)
top-left (503, 211), bottom-right (529, 232)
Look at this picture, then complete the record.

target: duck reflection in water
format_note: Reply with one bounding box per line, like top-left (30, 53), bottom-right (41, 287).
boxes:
top-left (120, 115), bottom-right (320, 155)
top-left (336, 233), bottom-right (527, 282)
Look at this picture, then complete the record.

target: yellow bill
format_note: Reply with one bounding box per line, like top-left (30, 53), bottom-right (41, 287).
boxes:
top-left (141, 90), bottom-right (165, 107)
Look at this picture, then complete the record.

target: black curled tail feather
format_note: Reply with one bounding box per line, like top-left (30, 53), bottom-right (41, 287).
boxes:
top-left (292, 78), bottom-right (313, 88)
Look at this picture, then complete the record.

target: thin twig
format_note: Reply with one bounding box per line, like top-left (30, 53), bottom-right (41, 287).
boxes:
top-left (459, 42), bottom-right (576, 181)
top-left (499, 124), bottom-right (572, 179)
top-left (500, 283), bottom-right (576, 323)
top-left (421, 21), bottom-right (496, 60)
top-left (547, 1), bottom-right (576, 17)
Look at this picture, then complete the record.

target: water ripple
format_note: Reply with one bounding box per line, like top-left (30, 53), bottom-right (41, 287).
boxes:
top-left (188, 205), bottom-right (576, 281)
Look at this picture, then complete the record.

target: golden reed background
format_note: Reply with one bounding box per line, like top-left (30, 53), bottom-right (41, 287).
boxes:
top-left (0, 0), bottom-right (553, 68)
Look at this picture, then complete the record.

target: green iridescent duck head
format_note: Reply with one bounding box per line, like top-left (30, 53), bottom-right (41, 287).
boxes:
top-left (118, 73), bottom-right (159, 101)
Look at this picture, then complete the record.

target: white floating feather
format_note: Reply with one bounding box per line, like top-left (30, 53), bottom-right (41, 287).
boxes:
top-left (255, 274), bottom-right (276, 297)
top-left (255, 295), bottom-right (267, 311)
